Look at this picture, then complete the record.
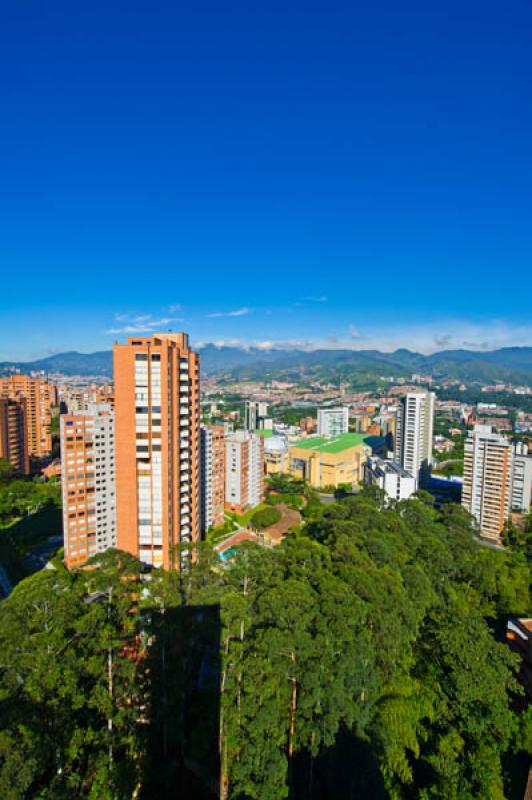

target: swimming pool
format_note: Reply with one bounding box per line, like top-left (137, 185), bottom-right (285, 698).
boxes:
top-left (218, 546), bottom-right (239, 562)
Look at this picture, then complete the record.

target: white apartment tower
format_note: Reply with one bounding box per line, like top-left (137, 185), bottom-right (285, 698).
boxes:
top-left (317, 406), bottom-right (349, 437)
top-left (394, 391), bottom-right (435, 487)
top-left (462, 426), bottom-right (532, 542)
top-left (60, 403), bottom-right (116, 569)
top-left (225, 430), bottom-right (264, 514)
top-left (511, 442), bottom-right (532, 514)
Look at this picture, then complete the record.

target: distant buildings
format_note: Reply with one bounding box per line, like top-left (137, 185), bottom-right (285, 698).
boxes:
top-left (0, 397), bottom-right (29, 474)
top-left (60, 404), bottom-right (116, 569)
top-left (225, 430), bottom-right (264, 514)
top-left (0, 375), bottom-right (55, 460)
top-left (244, 400), bottom-right (268, 432)
top-left (364, 457), bottom-right (416, 502)
top-left (394, 391), bottom-right (435, 488)
top-left (288, 433), bottom-right (370, 489)
top-left (317, 406), bottom-right (349, 437)
top-left (462, 425), bottom-right (532, 542)
top-left (411, 374), bottom-right (433, 385)
top-left (201, 425), bottom-right (225, 532)
top-left (114, 333), bottom-right (201, 569)
top-left (299, 416), bottom-right (317, 434)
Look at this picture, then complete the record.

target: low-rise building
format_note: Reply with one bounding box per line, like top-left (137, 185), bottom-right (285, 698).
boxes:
top-left (288, 433), bottom-right (371, 489)
top-left (364, 457), bottom-right (416, 502)
top-left (299, 416), bottom-right (317, 434)
top-left (263, 434), bottom-right (289, 476)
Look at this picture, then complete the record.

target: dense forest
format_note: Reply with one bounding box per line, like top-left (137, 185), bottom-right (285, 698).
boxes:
top-left (0, 490), bottom-right (531, 799)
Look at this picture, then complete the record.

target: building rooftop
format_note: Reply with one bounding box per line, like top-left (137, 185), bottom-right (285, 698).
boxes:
top-left (292, 432), bottom-right (371, 454)
top-left (253, 429), bottom-right (274, 438)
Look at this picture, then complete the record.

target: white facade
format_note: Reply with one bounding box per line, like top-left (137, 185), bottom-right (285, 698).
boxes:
top-left (462, 425), bottom-right (532, 541)
top-left (61, 403), bottom-right (116, 560)
top-left (317, 406), bottom-right (349, 437)
top-left (225, 430), bottom-right (264, 511)
top-left (364, 457), bottom-right (416, 502)
top-left (511, 442), bottom-right (532, 513)
top-left (394, 391), bottom-right (435, 487)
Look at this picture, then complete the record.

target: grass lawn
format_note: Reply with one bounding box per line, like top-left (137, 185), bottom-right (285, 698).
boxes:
top-left (226, 502), bottom-right (269, 527)
top-left (205, 518), bottom-right (239, 545)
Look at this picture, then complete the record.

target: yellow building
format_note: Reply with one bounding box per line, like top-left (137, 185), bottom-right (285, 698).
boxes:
top-left (288, 433), bottom-right (371, 489)
top-left (263, 433), bottom-right (289, 476)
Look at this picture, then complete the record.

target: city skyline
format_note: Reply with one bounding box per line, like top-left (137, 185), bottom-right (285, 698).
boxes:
top-left (1, 1), bottom-right (532, 359)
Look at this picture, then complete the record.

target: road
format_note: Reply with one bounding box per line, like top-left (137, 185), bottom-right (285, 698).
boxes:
top-left (22, 537), bottom-right (63, 574)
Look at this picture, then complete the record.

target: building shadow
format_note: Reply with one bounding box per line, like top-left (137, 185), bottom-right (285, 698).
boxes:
top-left (289, 727), bottom-right (386, 800)
top-left (141, 604), bottom-right (221, 800)
top-left (140, 606), bottom-right (387, 800)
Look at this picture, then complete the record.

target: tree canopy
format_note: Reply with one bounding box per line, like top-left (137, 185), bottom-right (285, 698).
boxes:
top-left (0, 492), bottom-right (530, 798)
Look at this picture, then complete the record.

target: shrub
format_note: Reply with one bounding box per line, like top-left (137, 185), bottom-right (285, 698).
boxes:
top-left (250, 507), bottom-right (282, 530)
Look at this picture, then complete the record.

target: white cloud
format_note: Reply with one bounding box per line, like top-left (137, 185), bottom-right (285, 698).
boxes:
top-left (168, 304), bottom-right (182, 313)
top-left (106, 312), bottom-right (183, 335)
top-left (191, 319), bottom-right (532, 354)
top-left (305, 295), bottom-right (328, 303)
top-left (207, 307), bottom-right (250, 318)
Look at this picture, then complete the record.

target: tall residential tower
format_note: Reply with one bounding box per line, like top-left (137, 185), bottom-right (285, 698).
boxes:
top-left (0, 397), bottom-right (29, 475)
top-left (114, 333), bottom-right (201, 569)
top-left (462, 425), bottom-right (532, 542)
top-left (317, 406), bottom-right (349, 437)
top-left (60, 404), bottom-right (116, 569)
top-left (394, 391), bottom-right (435, 487)
top-left (0, 376), bottom-right (55, 460)
top-left (201, 424), bottom-right (225, 532)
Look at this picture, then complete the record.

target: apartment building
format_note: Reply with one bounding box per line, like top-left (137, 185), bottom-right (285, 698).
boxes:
top-left (0, 375), bottom-right (55, 459)
top-left (60, 404), bottom-right (116, 569)
top-left (0, 397), bottom-right (29, 474)
top-left (462, 425), bottom-right (532, 542)
top-left (201, 424), bottom-right (225, 532)
top-left (363, 457), bottom-right (416, 502)
top-left (114, 333), bottom-right (201, 569)
top-left (225, 430), bottom-right (264, 514)
top-left (512, 443), bottom-right (532, 514)
top-left (394, 391), bottom-right (435, 487)
top-left (317, 406), bottom-right (349, 437)
top-left (244, 400), bottom-right (268, 431)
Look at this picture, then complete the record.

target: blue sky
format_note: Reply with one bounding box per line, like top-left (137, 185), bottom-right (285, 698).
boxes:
top-left (1, 1), bottom-right (531, 360)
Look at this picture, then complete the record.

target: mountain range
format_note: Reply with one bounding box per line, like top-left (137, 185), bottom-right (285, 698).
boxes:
top-left (1, 346), bottom-right (532, 386)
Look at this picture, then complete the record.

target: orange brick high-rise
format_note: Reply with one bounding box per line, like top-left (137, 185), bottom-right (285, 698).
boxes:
top-left (0, 397), bottom-right (30, 475)
top-left (114, 333), bottom-right (201, 569)
top-left (0, 376), bottom-right (54, 459)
